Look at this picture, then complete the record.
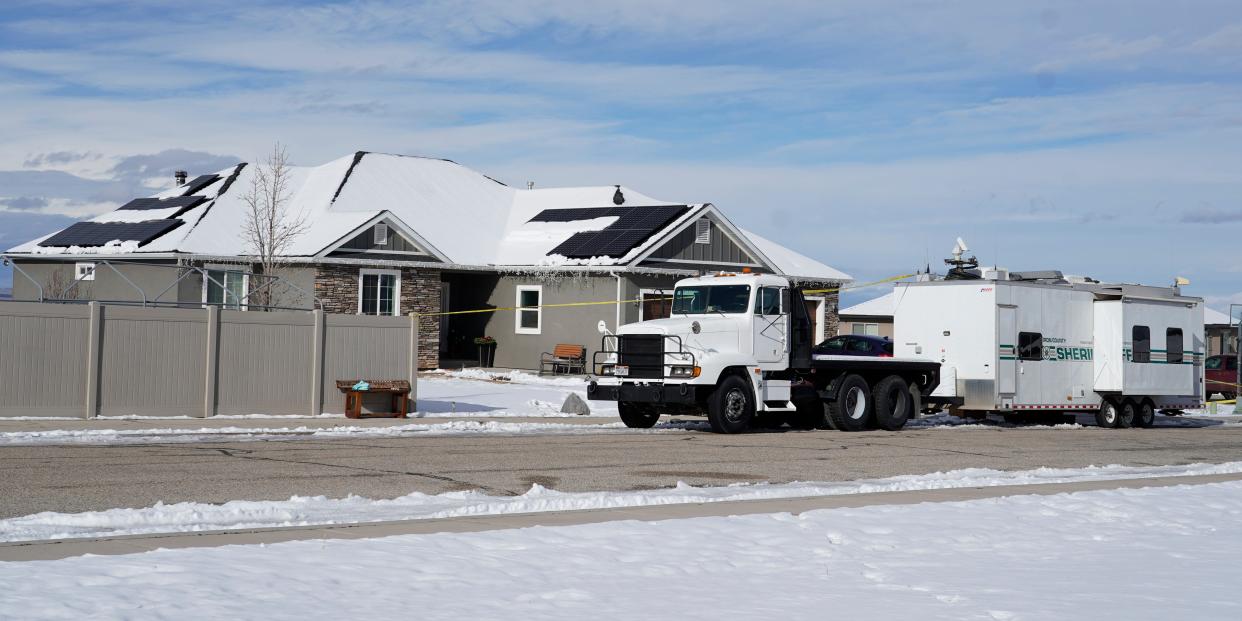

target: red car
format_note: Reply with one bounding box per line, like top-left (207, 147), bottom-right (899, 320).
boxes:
top-left (1206, 355), bottom-right (1238, 399)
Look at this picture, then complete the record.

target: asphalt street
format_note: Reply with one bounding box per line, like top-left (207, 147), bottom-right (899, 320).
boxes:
top-left (3, 422), bottom-right (1241, 518)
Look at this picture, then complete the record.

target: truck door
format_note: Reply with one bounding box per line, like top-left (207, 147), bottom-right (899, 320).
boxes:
top-left (753, 286), bottom-right (787, 364)
top-left (998, 305), bottom-right (1017, 395)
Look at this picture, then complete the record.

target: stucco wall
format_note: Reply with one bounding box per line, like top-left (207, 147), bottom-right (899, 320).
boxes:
top-left (10, 259), bottom-right (193, 306)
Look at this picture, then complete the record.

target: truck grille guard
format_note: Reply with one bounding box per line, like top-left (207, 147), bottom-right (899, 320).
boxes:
top-left (593, 334), bottom-right (697, 379)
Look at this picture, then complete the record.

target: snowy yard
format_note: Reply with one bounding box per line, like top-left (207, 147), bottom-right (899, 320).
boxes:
top-left (3, 480), bottom-right (1240, 619)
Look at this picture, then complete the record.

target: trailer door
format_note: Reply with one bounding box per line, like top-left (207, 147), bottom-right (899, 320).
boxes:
top-left (998, 305), bottom-right (1017, 395)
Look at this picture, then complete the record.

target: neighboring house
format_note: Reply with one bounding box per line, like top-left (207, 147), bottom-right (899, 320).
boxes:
top-left (838, 290), bottom-right (894, 338)
top-left (4, 152), bottom-right (851, 370)
top-left (1206, 307), bottom-right (1237, 357)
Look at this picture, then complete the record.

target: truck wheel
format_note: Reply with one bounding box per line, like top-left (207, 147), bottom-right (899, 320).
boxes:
top-left (707, 375), bottom-right (754, 434)
top-left (1117, 399), bottom-right (1137, 428)
top-left (618, 402), bottom-right (659, 428)
top-left (872, 375), bottom-right (912, 431)
top-left (1133, 399), bottom-right (1156, 428)
top-left (1095, 399), bottom-right (1120, 428)
top-left (827, 374), bottom-right (873, 432)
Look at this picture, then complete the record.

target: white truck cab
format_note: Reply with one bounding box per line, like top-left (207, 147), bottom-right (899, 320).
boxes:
top-left (587, 272), bottom-right (941, 433)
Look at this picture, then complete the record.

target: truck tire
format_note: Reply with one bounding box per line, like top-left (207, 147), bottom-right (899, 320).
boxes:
top-left (618, 402), bottom-right (659, 428)
top-left (1095, 399), bottom-right (1120, 428)
top-left (827, 374), bottom-right (873, 432)
top-left (1117, 399), bottom-right (1137, 428)
top-left (707, 375), bottom-right (754, 434)
top-left (872, 375), bottom-right (912, 431)
top-left (1134, 399), bottom-right (1156, 428)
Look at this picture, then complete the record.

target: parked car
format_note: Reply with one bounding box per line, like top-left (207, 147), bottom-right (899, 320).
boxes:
top-left (813, 334), bottom-right (893, 357)
top-left (1206, 354), bottom-right (1238, 399)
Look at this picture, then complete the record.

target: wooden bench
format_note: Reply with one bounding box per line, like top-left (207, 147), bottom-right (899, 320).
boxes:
top-left (540, 344), bottom-right (586, 375)
top-left (335, 379), bottom-right (411, 419)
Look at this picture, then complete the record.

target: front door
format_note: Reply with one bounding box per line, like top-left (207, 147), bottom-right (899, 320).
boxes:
top-left (753, 286), bottom-right (787, 364)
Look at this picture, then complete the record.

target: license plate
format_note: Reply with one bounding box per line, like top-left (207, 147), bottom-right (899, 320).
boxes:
top-left (613, 365), bottom-right (629, 376)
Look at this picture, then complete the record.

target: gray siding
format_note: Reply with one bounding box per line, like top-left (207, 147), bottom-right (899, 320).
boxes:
top-left (334, 222), bottom-right (429, 255)
top-left (642, 216), bottom-right (758, 267)
top-left (10, 259), bottom-right (195, 306)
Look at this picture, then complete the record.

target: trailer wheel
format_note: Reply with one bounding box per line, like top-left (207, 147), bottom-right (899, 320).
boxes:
top-left (618, 402), bottom-right (660, 428)
top-left (872, 375), bottom-right (912, 431)
top-left (1095, 399), bottom-right (1120, 428)
top-left (1117, 399), bottom-right (1137, 428)
top-left (1134, 399), bottom-right (1156, 428)
top-left (707, 375), bottom-right (754, 434)
top-left (827, 374), bottom-right (874, 432)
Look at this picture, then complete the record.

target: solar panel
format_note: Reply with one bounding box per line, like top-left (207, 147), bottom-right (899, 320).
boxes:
top-left (180, 174), bottom-right (220, 196)
top-left (41, 220), bottom-right (184, 248)
top-left (118, 196), bottom-right (206, 211)
top-left (542, 204), bottom-right (690, 258)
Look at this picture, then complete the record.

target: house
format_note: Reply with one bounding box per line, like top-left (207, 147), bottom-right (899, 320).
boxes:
top-left (838, 290), bottom-right (894, 338)
top-left (1205, 307), bottom-right (1237, 357)
top-left (4, 152), bottom-right (852, 369)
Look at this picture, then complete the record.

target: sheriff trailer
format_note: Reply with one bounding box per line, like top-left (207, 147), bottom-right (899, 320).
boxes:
top-left (586, 272), bottom-right (941, 433)
top-left (893, 269), bottom-right (1205, 428)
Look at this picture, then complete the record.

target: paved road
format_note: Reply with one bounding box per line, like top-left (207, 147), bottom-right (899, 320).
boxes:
top-left (3, 423), bottom-right (1241, 518)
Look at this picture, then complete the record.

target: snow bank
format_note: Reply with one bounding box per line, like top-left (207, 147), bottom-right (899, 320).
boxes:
top-left (4, 461), bottom-right (1240, 543)
top-left (4, 481), bottom-right (1242, 619)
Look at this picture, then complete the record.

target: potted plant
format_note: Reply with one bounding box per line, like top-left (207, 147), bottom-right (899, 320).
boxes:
top-left (474, 336), bottom-right (497, 367)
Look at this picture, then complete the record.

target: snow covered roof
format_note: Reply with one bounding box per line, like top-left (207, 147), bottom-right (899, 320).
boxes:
top-left (8, 152), bottom-right (849, 280)
top-left (1206, 307), bottom-right (1233, 326)
top-left (740, 229), bottom-right (852, 283)
top-left (839, 291), bottom-right (894, 318)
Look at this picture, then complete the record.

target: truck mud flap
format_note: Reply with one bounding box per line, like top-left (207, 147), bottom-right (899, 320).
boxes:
top-left (587, 381), bottom-right (698, 404)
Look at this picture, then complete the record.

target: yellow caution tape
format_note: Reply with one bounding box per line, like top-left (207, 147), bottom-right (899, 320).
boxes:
top-left (413, 272), bottom-right (917, 318)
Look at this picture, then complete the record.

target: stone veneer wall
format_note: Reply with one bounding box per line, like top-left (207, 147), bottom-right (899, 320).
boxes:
top-left (313, 264), bottom-right (441, 369)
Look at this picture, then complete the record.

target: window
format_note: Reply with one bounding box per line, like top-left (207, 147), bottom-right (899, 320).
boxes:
top-left (639, 290), bottom-right (671, 321)
top-left (852, 323), bottom-right (880, 336)
top-left (1018, 331), bottom-right (1043, 361)
top-left (814, 336), bottom-right (846, 354)
top-left (374, 223), bottom-right (389, 246)
top-left (846, 338), bottom-right (874, 354)
top-left (75, 262), bottom-right (96, 281)
top-left (1132, 325), bottom-right (1151, 363)
top-left (516, 285), bottom-right (542, 334)
top-left (695, 219), bottom-right (711, 244)
top-left (755, 286), bottom-right (782, 315)
top-left (358, 269), bottom-right (400, 316)
top-left (204, 268), bottom-right (247, 310)
top-left (1206, 356), bottom-right (1223, 370)
top-left (672, 285), bottom-right (751, 315)
top-left (1167, 328), bottom-right (1184, 364)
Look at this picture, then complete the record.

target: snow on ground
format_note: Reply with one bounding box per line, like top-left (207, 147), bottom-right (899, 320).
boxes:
top-left (5, 481), bottom-right (1242, 620)
top-left (4, 461), bottom-right (1241, 543)
top-left (414, 369), bottom-right (612, 418)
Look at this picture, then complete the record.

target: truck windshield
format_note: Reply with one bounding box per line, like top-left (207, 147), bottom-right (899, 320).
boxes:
top-left (672, 285), bottom-right (751, 314)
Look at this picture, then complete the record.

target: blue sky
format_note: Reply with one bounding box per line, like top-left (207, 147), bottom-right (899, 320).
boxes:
top-left (1, 1), bottom-right (1240, 310)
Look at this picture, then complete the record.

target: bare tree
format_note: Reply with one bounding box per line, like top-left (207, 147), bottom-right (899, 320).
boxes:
top-left (241, 142), bottom-right (308, 309)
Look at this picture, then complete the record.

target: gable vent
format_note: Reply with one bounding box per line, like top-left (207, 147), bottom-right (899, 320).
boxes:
top-left (374, 222), bottom-right (389, 245)
top-left (695, 219), bottom-right (711, 244)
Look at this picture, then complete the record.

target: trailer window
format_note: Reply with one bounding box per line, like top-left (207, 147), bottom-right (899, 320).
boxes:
top-left (1166, 328), bottom-right (1183, 364)
top-left (1132, 326), bottom-right (1151, 363)
top-left (1018, 332), bottom-right (1043, 361)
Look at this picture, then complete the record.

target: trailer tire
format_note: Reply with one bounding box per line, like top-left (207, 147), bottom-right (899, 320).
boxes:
top-left (618, 402), bottom-right (660, 428)
top-left (1095, 399), bottom-right (1120, 428)
top-left (872, 375), bottom-right (912, 431)
top-left (707, 375), bottom-right (754, 434)
top-left (1117, 399), bottom-right (1137, 429)
top-left (1134, 399), bottom-right (1156, 428)
top-left (827, 374), bottom-right (874, 432)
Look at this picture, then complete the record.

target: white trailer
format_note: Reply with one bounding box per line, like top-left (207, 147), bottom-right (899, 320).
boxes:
top-left (893, 272), bottom-right (1204, 428)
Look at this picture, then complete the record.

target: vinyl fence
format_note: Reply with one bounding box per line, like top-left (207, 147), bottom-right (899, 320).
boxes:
top-left (0, 301), bottom-right (418, 418)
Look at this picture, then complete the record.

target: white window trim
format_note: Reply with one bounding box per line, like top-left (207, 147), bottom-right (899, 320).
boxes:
top-left (638, 288), bottom-right (672, 322)
top-left (358, 268), bottom-right (402, 316)
top-left (201, 264), bottom-right (249, 311)
top-left (374, 222), bottom-right (389, 246)
top-left (515, 285), bottom-right (543, 335)
top-left (75, 262), bottom-right (96, 281)
top-left (805, 295), bottom-right (826, 343)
